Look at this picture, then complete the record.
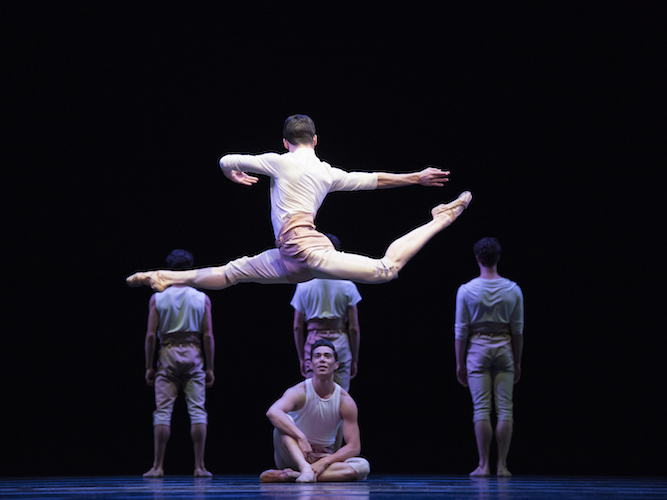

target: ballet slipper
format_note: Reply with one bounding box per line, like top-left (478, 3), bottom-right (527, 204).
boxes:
top-left (126, 271), bottom-right (168, 292)
top-left (431, 191), bottom-right (473, 221)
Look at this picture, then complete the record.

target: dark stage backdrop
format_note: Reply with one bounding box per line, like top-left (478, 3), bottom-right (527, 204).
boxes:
top-left (3, 3), bottom-right (663, 477)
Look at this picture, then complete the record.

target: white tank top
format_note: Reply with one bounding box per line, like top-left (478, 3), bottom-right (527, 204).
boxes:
top-left (154, 286), bottom-right (206, 340)
top-left (291, 378), bottom-right (342, 447)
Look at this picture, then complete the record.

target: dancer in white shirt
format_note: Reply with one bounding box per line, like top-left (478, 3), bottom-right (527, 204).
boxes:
top-left (127, 114), bottom-right (471, 291)
top-left (260, 339), bottom-right (370, 483)
top-left (454, 237), bottom-right (524, 477)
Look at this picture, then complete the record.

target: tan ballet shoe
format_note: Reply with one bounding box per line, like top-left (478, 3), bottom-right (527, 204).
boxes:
top-left (259, 468), bottom-right (300, 483)
top-left (432, 191), bottom-right (473, 221)
top-left (125, 271), bottom-right (168, 292)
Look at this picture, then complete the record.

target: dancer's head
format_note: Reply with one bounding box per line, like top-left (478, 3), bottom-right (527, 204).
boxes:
top-left (323, 233), bottom-right (341, 251)
top-left (283, 114), bottom-right (317, 147)
top-left (473, 237), bottom-right (501, 267)
top-left (310, 339), bottom-right (340, 374)
top-left (166, 249), bottom-right (194, 269)
top-left (311, 339), bottom-right (338, 362)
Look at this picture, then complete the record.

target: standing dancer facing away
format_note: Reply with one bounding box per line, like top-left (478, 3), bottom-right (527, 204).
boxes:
top-left (143, 249), bottom-right (215, 478)
top-left (127, 114), bottom-right (472, 291)
top-left (291, 233), bottom-right (362, 393)
top-left (454, 237), bottom-right (524, 477)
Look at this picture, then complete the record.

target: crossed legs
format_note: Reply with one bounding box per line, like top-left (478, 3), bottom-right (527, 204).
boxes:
top-left (260, 433), bottom-right (360, 483)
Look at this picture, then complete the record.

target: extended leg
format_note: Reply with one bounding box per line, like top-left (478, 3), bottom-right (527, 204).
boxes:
top-left (127, 249), bottom-right (290, 291)
top-left (127, 266), bottom-right (232, 292)
top-left (385, 191), bottom-right (472, 271)
top-left (308, 191), bottom-right (473, 283)
top-left (143, 424), bottom-right (170, 477)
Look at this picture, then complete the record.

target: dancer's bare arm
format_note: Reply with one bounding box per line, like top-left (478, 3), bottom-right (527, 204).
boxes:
top-left (309, 393), bottom-right (361, 477)
top-left (293, 311), bottom-right (307, 377)
top-left (346, 305), bottom-right (360, 379)
top-left (202, 296), bottom-right (215, 387)
top-left (454, 338), bottom-right (468, 387)
top-left (266, 383), bottom-right (312, 458)
top-left (376, 167), bottom-right (449, 188)
top-left (144, 296), bottom-right (159, 386)
top-left (511, 334), bottom-right (524, 383)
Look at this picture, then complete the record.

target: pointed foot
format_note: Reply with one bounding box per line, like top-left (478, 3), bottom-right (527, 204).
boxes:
top-left (432, 191), bottom-right (473, 222)
top-left (126, 271), bottom-right (168, 292)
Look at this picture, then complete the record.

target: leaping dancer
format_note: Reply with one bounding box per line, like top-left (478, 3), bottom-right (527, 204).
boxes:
top-left (127, 114), bottom-right (472, 291)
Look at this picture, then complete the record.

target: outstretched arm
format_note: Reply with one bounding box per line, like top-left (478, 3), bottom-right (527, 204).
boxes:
top-left (223, 169), bottom-right (259, 186)
top-left (376, 167), bottom-right (449, 189)
top-left (218, 153), bottom-right (272, 186)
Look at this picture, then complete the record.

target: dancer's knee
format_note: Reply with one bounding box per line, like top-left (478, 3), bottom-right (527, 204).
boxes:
top-left (347, 457), bottom-right (370, 480)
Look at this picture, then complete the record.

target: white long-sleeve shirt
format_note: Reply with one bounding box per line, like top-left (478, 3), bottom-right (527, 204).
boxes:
top-left (454, 277), bottom-right (524, 340)
top-left (219, 148), bottom-right (378, 238)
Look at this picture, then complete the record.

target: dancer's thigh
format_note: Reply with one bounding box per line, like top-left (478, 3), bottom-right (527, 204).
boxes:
top-left (307, 248), bottom-right (397, 284)
top-left (226, 249), bottom-right (292, 284)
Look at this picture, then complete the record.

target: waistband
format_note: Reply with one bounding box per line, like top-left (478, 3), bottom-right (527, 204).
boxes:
top-left (470, 331), bottom-right (510, 337)
top-left (161, 332), bottom-right (201, 346)
top-left (307, 329), bottom-right (345, 335)
top-left (275, 213), bottom-right (316, 248)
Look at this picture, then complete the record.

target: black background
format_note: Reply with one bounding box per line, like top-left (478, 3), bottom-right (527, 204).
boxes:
top-left (3, 2), bottom-right (664, 477)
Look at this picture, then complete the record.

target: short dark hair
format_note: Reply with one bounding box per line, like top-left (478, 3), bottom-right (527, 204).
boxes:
top-left (166, 249), bottom-right (194, 269)
top-left (311, 339), bottom-right (338, 362)
top-left (323, 233), bottom-right (341, 251)
top-left (473, 237), bottom-right (501, 267)
top-left (283, 114), bottom-right (316, 146)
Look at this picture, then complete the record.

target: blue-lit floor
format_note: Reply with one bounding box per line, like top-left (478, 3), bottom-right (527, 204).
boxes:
top-left (1, 475), bottom-right (666, 499)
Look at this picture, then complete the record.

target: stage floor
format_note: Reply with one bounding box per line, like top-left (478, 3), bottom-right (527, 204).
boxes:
top-left (1, 475), bottom-right (666, 499)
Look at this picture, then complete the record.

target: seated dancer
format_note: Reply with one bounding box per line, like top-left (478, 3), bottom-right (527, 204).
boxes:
top-left (260, 339), bottom-right (370, 483)
top-left (127, 114), bottom-right (472, 291)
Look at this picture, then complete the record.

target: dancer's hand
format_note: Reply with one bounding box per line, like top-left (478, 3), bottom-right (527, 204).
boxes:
top-left (145, 368), bottom-right (156, 387)
top-left (297, 436), bottom-right (313, 460)
top-left (417, 167), bottom-right (450, 187)
top-left (514, 364), bottom-right (522, 384)
top-left (350, 360), bottom-right (358, 379)
top-left (205, 369), bottom-right (215, 388)
top-left (309, 457), bottom-right (332, 478)
top-left (456, 364), bottom-right (468, 387)
top-left (225, 170), bottom-right (260, 186)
